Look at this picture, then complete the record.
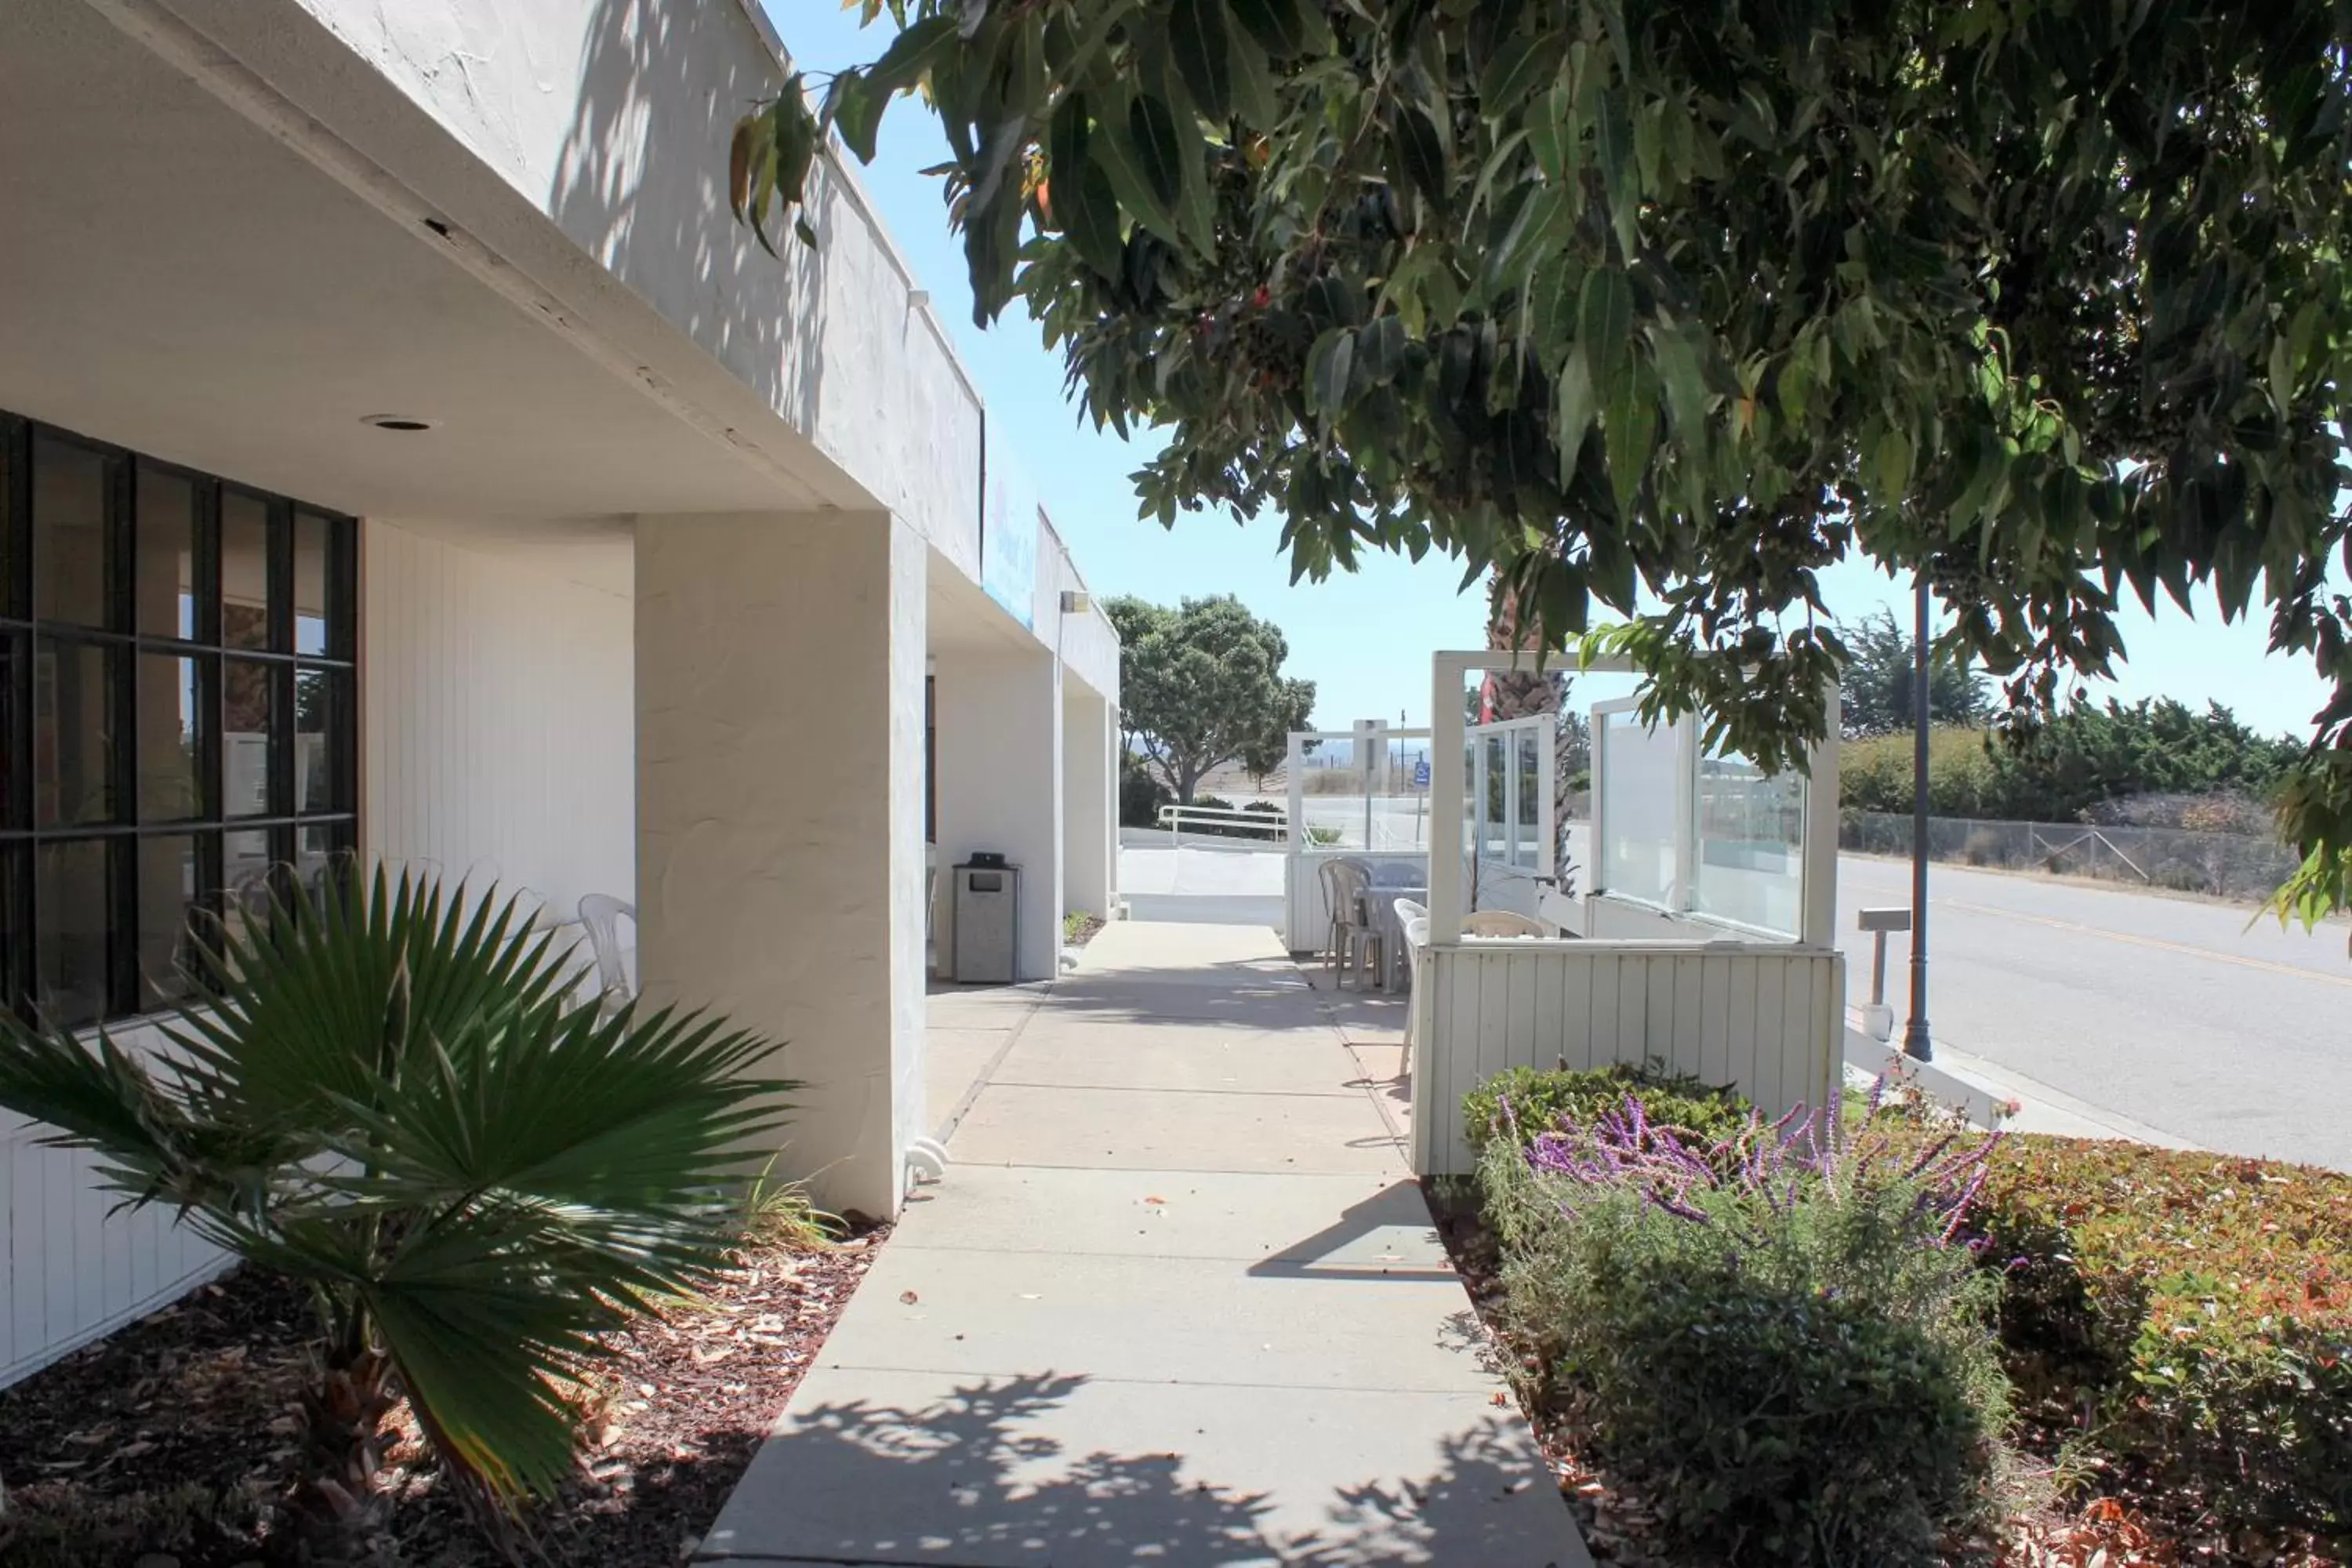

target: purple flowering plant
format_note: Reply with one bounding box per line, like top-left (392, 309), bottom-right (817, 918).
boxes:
top-left (1504, 1069), bottom-right (2005, 1256)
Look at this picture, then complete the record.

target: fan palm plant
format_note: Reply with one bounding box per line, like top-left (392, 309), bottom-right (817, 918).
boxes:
top-left (0, 868), bottom-right (789, 1559)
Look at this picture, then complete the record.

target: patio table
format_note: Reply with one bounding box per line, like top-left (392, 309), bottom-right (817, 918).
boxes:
top-left (1362, 883), bottom-right (1428, 990)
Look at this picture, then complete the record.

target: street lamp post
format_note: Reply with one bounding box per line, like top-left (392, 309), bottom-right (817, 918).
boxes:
top-left (1904, 574), bottom-right (1935, 1061)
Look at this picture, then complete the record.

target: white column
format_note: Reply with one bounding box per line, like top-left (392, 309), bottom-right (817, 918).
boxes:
top-left (1061, 683), bottom-right (1113, 921)
top-left (933, 646), bottom-right (1062, 982)
top-left (635, 510), bottom-right (927, 1221)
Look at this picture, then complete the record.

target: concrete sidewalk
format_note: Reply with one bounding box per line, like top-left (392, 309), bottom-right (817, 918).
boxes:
top-left (700, 920), bottom-right (1588, 1567)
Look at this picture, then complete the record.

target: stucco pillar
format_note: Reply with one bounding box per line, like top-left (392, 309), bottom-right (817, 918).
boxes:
top-left (932, 646), bottom-right (1062, 981)
top-left (1061, 683), bottom-right (1113, 921)
top-left (635, 510), bottom-right (927, 1221)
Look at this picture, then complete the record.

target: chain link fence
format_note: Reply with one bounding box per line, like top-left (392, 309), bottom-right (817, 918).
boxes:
top-left (1841, 809), bottom-right (2302, 901)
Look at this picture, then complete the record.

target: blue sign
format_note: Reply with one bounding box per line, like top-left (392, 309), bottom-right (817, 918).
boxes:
top-left (1413, 757), bottom-right (1432, 788)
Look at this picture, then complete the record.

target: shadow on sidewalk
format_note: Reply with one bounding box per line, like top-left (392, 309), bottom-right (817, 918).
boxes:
top-left (697, 1370), bottom-right (1577, 1566)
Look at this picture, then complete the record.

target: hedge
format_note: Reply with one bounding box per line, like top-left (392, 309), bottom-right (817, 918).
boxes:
top-left (1969, 1138), bottom-right (2352, 1539)
top-left (1461, 1061), bottom-right (1751, 1158)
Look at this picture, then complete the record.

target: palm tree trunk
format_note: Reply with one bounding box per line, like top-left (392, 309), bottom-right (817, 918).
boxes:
top-left (272, 1334), bottom-right (397, 1564)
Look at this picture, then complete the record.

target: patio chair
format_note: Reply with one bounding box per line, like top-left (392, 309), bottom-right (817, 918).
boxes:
top-left (1319, 858), bottom-right (1381, 987)
top-left (578, 893), bottom-right (638, 1011)
top-left (1394, 902), bottom-right (1430, 1046)
top-left (1463, 909), bottom-right (1548, 938)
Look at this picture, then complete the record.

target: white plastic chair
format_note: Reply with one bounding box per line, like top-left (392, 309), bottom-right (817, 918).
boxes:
top-left (1463, 909), bottom-right (1548, 938)
top-left (1395, 902), bottom-right (1430, 1045)
top-left (577, 894), bottom-right (637, 1011)
top-left (1319, 858), bottom-right (1385, 987)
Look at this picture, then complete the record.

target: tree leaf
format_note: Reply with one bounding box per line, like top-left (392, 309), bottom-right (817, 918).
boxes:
top-left (1170, 0), bottom-right (1235, 122)
top-left (1395, 105), bottom-right (1450, 218)
top-left (1581, 266), bottom-right (1635, 394)
top-left (1307, 326), bottom-right (1357, 419)
top-left (1092, 85), bottom-right (1183, 245)
top-left (1226, 10), bottom-right (1282, 130)
top-left (1555, 346), bottom-right (1597, 487)
top-left (1048, 93), bottom-right (1123, 279)
top-left (1226, 0), bottom-right (1308, 57)
top-left (1604, 359), bottom-right (1660, 515)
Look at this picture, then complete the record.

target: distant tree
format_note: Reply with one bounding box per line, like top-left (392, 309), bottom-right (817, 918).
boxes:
top-left (1107, 594), bottom-right (1316, 804)
top-left (1839, 697), bottom-right (2305, 822)
top-left (1838, 608), bottom-right (1994, 738)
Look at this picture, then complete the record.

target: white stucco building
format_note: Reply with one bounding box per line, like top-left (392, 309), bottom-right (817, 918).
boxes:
top-left (0, 0), bottom-right (1120, 1384)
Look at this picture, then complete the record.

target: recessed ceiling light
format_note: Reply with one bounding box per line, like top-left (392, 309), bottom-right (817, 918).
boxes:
top-left (359, 414), bottom-right (437, 432)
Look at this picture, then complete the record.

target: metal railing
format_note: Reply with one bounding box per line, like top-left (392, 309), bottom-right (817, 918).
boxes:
top-left (1157, 802), bottom-right (1290, 847)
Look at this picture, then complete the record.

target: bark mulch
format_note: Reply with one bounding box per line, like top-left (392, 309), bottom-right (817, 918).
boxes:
top-left (0, 1224), bottom-right (886, 1566)
top-left (1422, 1179), bottom-right (2339, 1568)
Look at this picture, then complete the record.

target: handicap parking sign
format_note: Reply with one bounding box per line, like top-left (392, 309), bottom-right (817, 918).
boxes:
top-left (1413, 757), bottom-right (1432, 788)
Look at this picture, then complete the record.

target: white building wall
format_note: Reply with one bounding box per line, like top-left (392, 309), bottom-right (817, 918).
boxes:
top-left (2, 1025), bottom-right (230, 1387)
top-left (933, 648), bottom-right (1064, 983)
top-left (361, 520), bottom-right (634, 919)
top-left (276, 0), bottom-right (986, 577)
top-left (635, 510), bottom-right (928, 1221)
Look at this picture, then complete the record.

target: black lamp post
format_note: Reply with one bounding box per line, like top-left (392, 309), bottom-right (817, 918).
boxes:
top-left (1904, 573), bottom-right (1934, 1061)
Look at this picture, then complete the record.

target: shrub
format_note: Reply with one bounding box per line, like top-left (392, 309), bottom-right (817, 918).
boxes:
top-left (1119, 754), bottom-right (1171, 827)
top-left (1483, 1100), bottom-right (2010, 1565)
top-left (1965, 1138), bottom-right (2352, 1540)
top-left (1485, 1102), bottom-right (2009, 1561)
top-left (1461, 1060), bottom-right (1751, 1157)
top-left (0, 872), bottom-right (785, 1558)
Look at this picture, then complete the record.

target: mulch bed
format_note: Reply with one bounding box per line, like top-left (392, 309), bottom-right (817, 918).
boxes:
top-left (0, 1224), bottom-right (887, 1566)
top-left (1421, 1179), bottom-right (2339, 1568)
top-left (1063, 913), bottom-right (1106, 948)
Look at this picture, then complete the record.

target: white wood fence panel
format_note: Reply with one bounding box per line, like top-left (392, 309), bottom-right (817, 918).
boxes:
top-left (1414, 942), bottom-right (1845, 1174)
top-left (1, 1022), bottom-right (230, 1389)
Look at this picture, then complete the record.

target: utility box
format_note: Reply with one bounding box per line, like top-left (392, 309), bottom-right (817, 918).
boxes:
top-left (952, 855), bottom-right (1021, 984)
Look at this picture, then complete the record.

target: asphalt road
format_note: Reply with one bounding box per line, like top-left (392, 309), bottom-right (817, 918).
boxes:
top-left (1834, 857), bottom-right (2352, 1171)
top-left (1145, 807), bottom-right (2352, 1168)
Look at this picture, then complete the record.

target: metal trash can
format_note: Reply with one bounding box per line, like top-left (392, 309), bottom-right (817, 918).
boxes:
top-left (952, 855), bottom-right (1021, 983)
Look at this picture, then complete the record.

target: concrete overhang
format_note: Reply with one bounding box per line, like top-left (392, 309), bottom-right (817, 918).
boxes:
top-left (0, 0), bottom-right (960, 547)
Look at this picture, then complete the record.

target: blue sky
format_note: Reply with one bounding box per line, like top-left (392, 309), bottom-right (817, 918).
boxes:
top-left (768, 5), bottom-right (2333, 742)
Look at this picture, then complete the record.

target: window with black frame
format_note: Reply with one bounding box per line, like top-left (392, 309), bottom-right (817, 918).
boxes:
top-left (0, 412), bottom-right (358, 1030)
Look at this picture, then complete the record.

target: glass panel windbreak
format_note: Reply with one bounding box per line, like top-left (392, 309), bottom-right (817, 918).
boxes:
top-left (220, 488), bottom-right (273, 651)
top-left (135, 463), bottom-right (201, 639)
top-left (1513, 729), bottom-right (1541, 869)
top-left (222, 658), bottom-right (279, 817)
top-left (1691, 746), bottom-right (1805, 937)
top-left (1480, 734), bottom-right (1509, 861)
top-left (31, 434), bottom-right (111, 628)
top-left (34, 837), bottom-right (109, 1029)
top-left (34, 638), bottom-right (116, 827)
top-left (1599, 709), bottom-right (1682, 907)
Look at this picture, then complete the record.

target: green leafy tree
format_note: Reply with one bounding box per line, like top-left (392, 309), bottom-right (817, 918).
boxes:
top-left (1838, 607), bottom-right (1993, 738)
top-left (740, 2), bottom-right (2352, 921)
top-left (1108, 593), bottom-right (1316, 802)
top-left (0, 871), bottom-right (785, 1556)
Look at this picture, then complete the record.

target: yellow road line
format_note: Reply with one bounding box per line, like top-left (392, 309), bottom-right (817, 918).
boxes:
top-left (1842, 880), bottom-right (2352, 989)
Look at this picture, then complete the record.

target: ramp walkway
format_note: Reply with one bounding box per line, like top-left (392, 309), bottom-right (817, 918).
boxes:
top-left (700, 920), bottom-right (1588, 1566)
